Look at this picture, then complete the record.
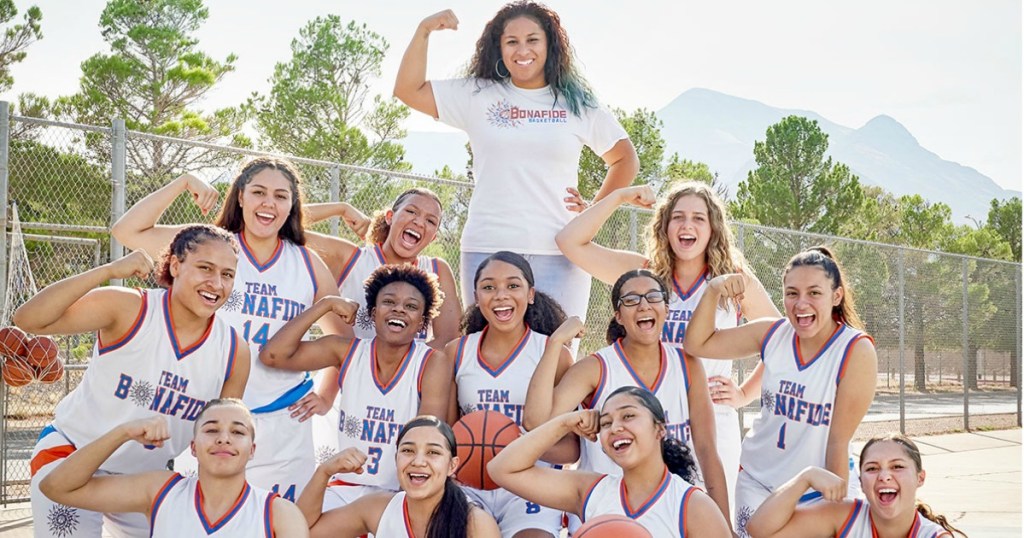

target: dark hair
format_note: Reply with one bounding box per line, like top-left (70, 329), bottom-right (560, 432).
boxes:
top-left (860, 434), bottom-right (967, 537)
top-left (368, 188), bottom-right (443, 246)
top-left (606, 269), bottom-right (670, 344)
top-left (784, 246), bottom-right (863, 329)
top-left (214, 157), bottom-right (308, 245)
top-left (397, 416), bottom-right (471, 538)
top-left (192, 398), bottom-right (254, 440)
top-left (360, 265), bottom-right (444, 333)
top-left (602, 386), bottom-right (696, 482)
top-left (462, 251), bottom-right (566, 335)
top-left (466, 1), bottom-right (596, 116)
top-left (156, 225), bottom-right (239, 288)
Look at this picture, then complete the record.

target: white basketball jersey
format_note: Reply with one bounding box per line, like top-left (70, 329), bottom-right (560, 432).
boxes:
top-left (838, 499), bottom-right (951, 538)
top-left (150, 474), bottom-right (277, 537)
top-left (454, 327), bottom-right (547, 425)
top-left (374, 492), bottom-right (414, 537)
top-left (218, 235), bottom-right (318, 412)
top-left (579, 341), bottom-right (692, 476)
top-left (740, 320), bottom-right (871, 490)
top-left (663, 270), bottom-right (742, 379)
top-left (582, 469), bottom-right (698, 536)
top-left (337, 244), bottom-right (439, 342)
top-left (53, 288), bottom-right (236, 475)
top-left (334, 338), bottom-right (435, 490)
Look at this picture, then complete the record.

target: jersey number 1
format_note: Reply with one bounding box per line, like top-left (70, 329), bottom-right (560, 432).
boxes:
top-left (777, 423), bottom-right (787, 450)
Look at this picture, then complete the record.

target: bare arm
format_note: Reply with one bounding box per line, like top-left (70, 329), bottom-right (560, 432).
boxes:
top-left (219, 331), bottom-right (251, 399)
top-left (304, 231), bottom-right (360, 283)
top-left (309, 250), bottom-right (350, 336)
top-left (710, 361), bottom-right (765, 408)
top-left (427, 259), bottom-right (462, 351)
top-left (591, 139), bottom-right (640, 203)
top-left (393, 10), bottom-right (459, 118)
top-left (746, 467), bottom-right (849, 538)
top-left (417, 348), bottom-right (453, 423)
top-left (825, 337), bottom-right (877, 483)
top-left (683, 274), bottom-right (774, 359)
top-left (259, 296), bottom-right (357, 372)
top-left (110, 173), bottom-right (217, 258)
top-left (522, 317), bottom-right (590, 430)
top-left (686, 491), bottom-right (734, 538)
top-left (39, 416), bottom-right (172, 514)
top-left (272, 497), bottom-right (311, 537)
top-left (738, 269), bottom-right (781, 319)
top-left (297, 448), bottom-right (370, 530)
top-left (556, 186), bottom-right (655, 285)
top-left (685, 355), bottom-right (731, 523)
top-left (468, 506), bottom-right (502, 537)
top-left (305, 202), bottom-right (369, 237)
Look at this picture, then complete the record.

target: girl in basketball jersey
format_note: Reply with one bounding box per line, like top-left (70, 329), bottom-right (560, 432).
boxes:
top-left (111, 158), bottom-right (345, 501)
top-left (747, 434), bottom-right (965, 537)
top-left (297, 415), bottom-right (500, 537)
top-left (447, 251), bottom-right (572, 537)
top-left (523, 269), bottom-right (731, 523)
top-left (260, 264), bottom-right (452, 511)
top-left (490, 387), bottom-right (731, 537)
top-left (15, 226), bottom-right (250, 537)
top-left (557, 182), bottom-right (780, 511)
top-left (39, 399), bottom-right (309, 537)
top-left (683, 246), bottom-right (878, 537)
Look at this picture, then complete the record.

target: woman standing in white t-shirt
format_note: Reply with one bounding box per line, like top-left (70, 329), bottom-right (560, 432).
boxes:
top-left (394, 3), bottom-right (640, 327)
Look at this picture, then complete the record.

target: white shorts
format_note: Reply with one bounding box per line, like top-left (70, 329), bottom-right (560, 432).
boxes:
top-left (31, 428), bottom-right (150, 538)
top-left (463, 485), bottom-right (561, 537)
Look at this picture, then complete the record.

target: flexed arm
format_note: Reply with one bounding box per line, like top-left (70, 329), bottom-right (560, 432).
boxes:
top-left (111, 173), bottom-right (218, 258)
top-left (259, 296), bottom-right (358, 372)
top-left (393, 10), bottom-right (459, 117)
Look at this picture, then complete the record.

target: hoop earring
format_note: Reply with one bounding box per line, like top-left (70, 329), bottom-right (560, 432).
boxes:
top-left (495, 59), bottom-right (510, 79)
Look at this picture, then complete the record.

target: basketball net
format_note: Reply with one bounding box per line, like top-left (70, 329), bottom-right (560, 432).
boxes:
top-left (1, 202), bottom-right (38, 327)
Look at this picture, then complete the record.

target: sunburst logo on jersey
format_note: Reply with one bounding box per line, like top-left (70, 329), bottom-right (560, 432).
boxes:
top-left (356, 309), bottom-right (373, 332)
top-left (47, 504), bottom-right (79, 538)
top-left (223, 290), bottom-right (243, 312)
top-left (461, 404), bottom-right (478, 418)
top-left (736, 505), bottom-right (754, 538)
top-left (315, 445), bottom-right (337, 465)
top-left (343, 414), bottom-right (361, 438)
top-left (130, 380), bottom-right (155, 407)
top-left (761, 388), bottom-right (774, 414)
top-left (486, 99), bottom-right (521, 128)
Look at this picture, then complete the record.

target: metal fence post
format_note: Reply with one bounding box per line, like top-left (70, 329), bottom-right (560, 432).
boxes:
top-left (962, 258), bottom-right (970, 431)
top-left (1017, 269), bottom-right (1021, 427)
top-left (109, 118), bottom-right (126, 284)
top-left (0, 101), bottom-right (9, 308)
top-left (628, 208), bottom-right (638, 252)
top-left (736, 223), bottom-right (747, 430)
top-left (329, 167), bottom-right (341, 236)
top-left (898, 248), bottom-right (906, 434)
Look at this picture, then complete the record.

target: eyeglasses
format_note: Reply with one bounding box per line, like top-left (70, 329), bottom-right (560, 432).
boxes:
top-left (617, 291), bottom-right (667, 308)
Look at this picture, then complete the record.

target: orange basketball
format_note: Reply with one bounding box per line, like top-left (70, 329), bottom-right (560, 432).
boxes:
top-left (2, 356), bottom-right (35, 387)
top-left (576, 514), bottom-right (653, 537)
top-left (34, 353), bottom-right (64, 384)
top-left (24, 336), bottom-right (59, 367)
top-left (453, 410), bottom-right (521, 490)
top-left (0, 326), bottom-right (28, 358)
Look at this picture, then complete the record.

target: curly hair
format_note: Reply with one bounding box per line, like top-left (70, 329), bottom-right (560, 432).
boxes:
top-left (646, 181), bottom-right (749, 285)
top-left (156, 225), bottom-right (239, 288)
top-left (461, 251), bottom-right (566, 335)
top-left (602, 386), bottom-right (696, 482)
top-left (605, 269), bottom-right (670, 344)
top-left (363, 264), bottom-right (444, 331)
top-left (784, 246), bottom-right (863, 329)
top-left (367, 187), bottom-right (443, 246)
top-left (466, 1), bottom-right (596, 116)
top-left (214, 157), bottom-right (308, 245)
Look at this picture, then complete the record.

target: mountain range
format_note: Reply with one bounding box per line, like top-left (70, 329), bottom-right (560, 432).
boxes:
top-left (399, 88), bottom-right (1020, 223)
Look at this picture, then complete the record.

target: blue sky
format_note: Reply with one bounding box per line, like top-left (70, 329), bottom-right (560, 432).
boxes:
top-left (5, 0), bottom-right (1021, 190)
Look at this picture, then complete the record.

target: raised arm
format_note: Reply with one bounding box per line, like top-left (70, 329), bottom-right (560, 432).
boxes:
top-left (393, 10), bottom-right (459, 118)
top-left (296, 448), bottom-right (372, 532)
top-left (488, 410), bottom-right (602, 516)
top-left (305, 202), bottom-right (370, 238)
top-left (39, 416), bottom-right (173, 515)
top-left (13, 251), bottom-right (153, 337)
top-left (427, 259), bottom-right (462, 350)
top-left (417, 348), bottom-right (453, 423)
top-left (110, 173), bottom-right (218, 258)
top-left (522, 317), bottom-right (586, 431)
top-left (683, 274), bottom-right (774, 360)
top-left (219, 331), bottom-right (251, 399)
top-left (259, 296), bottom-right (357, 372)
top-left (556, 186), bottom-right (654, 285)
top-left (825, 337), bottom-right (877, 483)
top-left (746, 467), bottom-right (849, 538)
top-left (591, 139), bottom-right (640, 203)
top-left (684, 355), bottom-right (730, 523)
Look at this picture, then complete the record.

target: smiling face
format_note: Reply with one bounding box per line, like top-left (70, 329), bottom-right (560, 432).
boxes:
top-left (665, 194), bottom-right (713, 264)
top-left (371, 281), bottom-right (427, 345)
top-left (500, 16), bottom-right (548, 89)
top-left (385, 194), bottom-right (441, 259)
top-left (475, 260), bottom-right (535, 333)
top-left (395, 425), bottom-right (457, 500)
top-left (191, 404), bottom-right (255, 477)
top-left (783, 265), bottom-right (843, 339)
top-left (237, 168), bottom-right (294, 240)
top-left (169, 239), bottom-right (238, 318)
top-left (860, 440), bottom-right (924, 521)
top-left (613, 276), bottom-right (668, 345)
top-left (599, 392), bottom-right (664, 470)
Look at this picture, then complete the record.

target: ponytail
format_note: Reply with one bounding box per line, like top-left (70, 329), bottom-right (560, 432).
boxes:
top-left (606, 318), bottom-right (627, 344)
top-left (785, 246), bottom-right (863, 329)
top-left (916, 501), bottom-right (968, 537)
top-left (662, 436), bottom-right (697, 483)
top-left (427, 476), bottom-right (471, 538)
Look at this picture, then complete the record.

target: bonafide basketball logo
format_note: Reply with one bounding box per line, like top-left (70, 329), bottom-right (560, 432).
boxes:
top-left (487, 99), bottom-right (568, 128)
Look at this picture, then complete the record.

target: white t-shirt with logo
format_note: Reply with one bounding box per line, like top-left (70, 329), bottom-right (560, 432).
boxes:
top-left (432, 78), bottom-right (628, 255)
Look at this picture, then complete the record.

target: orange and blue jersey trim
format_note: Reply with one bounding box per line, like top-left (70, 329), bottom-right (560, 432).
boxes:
top-left (263, 492), bottom-right (278, 538)
top-left (336, 248), bottom-right (362, 287)
top-left (337, 338), bottom-right (362, 390)
top-left (620, 467), bottom-right (670, 518)
top-left (672, 268), bottom-right (708, 301)
top-left (453, 336), bottom-right (468, 374)
top-left (401, 496), bottom-right (416, 537)
top-left (372, 339), bottom-right (415, 395)
top-left (614, 339), bottom-right (667, 393)
top-left (298, 246), bottom-right (319, 296)
top-left (836, 332), bottom-right (875, 385)
top-left (416, 348), bottom-right (436, 399)
top-left (149, 473), bottom-right (185, 534)
top-left (759, 319), bottom-right (787, 363)
top-left (477, 326), bottom-right (531, 378)
top-left (30, 425), bottom-right (76, 477)
top-left (371, 244), bottom-right (388, 265)
top-left (98, 288), bottom-right (147, 355)
top-left (239, 233), bottom-right (283, 273)
top-left (195, 480), bottom-right (251, 533)
top-left (430, 257), bottom-right (439, 274)
top-left (224, 327), bottom-right (239, 382)
top-left (838, 499), bottom-right (864, 537)
top-left (583, 354), bottom-right (607, 410)
top-left (580, 474), bottom-right (609, 522)
top-left (677, 485), bottom-right (697, 537)
top-left (793, 323), bottom-right (846, 371)
top-left (162, 291), bottom-right (215, 360)
top-left (674, 347), bottom-right (691, 391)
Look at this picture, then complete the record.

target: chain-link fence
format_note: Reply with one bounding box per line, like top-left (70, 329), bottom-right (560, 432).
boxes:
top-left (0, 103), bottom-right (1021, 503)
